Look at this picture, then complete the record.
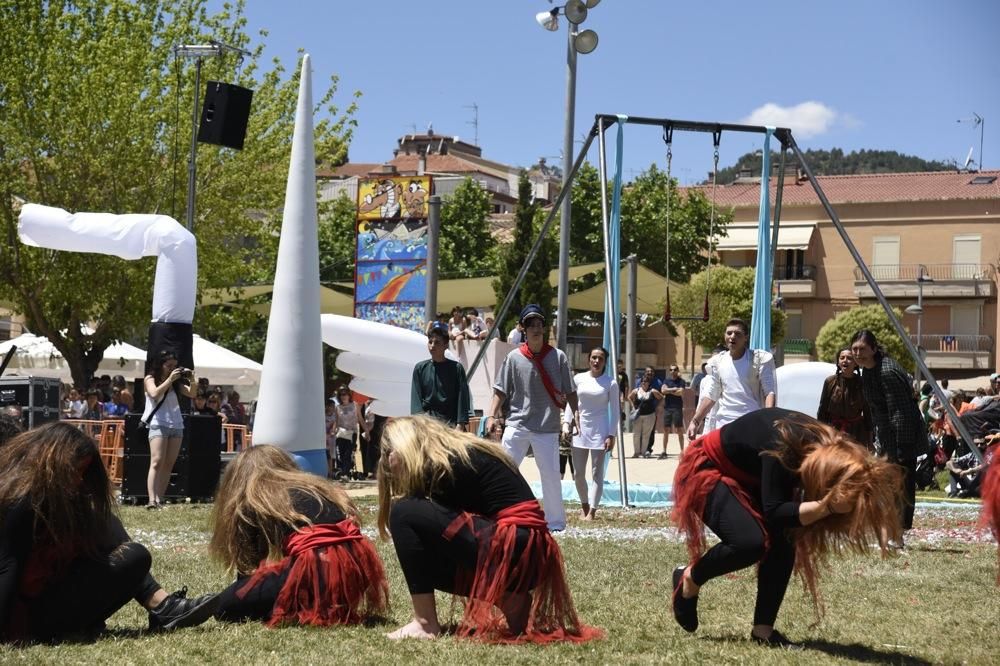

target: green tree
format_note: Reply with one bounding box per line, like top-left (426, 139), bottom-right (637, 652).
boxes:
top-left (438, 177), bottom-right (496, 278)
top-left (816, 304), bottom-right (913, 371)
top-left (0, 0), bottom-right (359, 385)
top-left (568, 162), bottom-right (729, 283)
top-left (318, 193), bottom-right (359, 283)
top-left (493, 173), bottom-right (555, 336)
top-left (673, 266), bottom-right (786, 349)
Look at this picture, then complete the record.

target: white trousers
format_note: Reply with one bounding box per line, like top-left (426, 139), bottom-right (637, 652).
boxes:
top-left (501, 427), bottom-right (566, 531)
top-left (632, 413), bottom-right (656, 457)
top-left (571, 446), bottom-right (607, 509)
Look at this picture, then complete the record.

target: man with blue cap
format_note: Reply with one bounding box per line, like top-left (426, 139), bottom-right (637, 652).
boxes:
top-left (487, 304), bottom-right (579, 531)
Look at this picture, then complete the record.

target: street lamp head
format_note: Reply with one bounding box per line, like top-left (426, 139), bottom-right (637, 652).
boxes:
top-left (574, 29), bottom-right (599, 53)
top-left (536, 9), bottom-right (559, 31)
top-left (564, 0), bottom-right (588, 24)
top-left (905, 304), bottom-right (923, 315)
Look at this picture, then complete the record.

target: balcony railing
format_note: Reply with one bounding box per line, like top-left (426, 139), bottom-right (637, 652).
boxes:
top-left (724, 264), bottom-right (816, 279)
top-left (912, 334), bottom-right (993, 353)
top-left (853, 263), bottom-right (995, 282)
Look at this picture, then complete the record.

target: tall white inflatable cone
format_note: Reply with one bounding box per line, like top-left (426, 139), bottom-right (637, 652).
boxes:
top-left (252, 54), bottom-right (327, 474)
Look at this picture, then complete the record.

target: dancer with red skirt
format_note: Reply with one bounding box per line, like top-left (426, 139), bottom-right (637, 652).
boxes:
top-left (209, 445), bottom-right (388, 627)
top-left (671, 408), bottom-right (904, 647)
top-left (377, 415), bottom-right (602, 643)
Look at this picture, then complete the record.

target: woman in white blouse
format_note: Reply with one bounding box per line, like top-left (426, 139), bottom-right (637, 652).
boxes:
top-left (563, 346), bottom-right (620, 520)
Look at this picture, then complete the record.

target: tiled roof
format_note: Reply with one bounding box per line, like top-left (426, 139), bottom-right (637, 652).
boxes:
top-left (681, 170), bottom-right (1000, 207)
top-left (390, 153), bottom-right (497, 176)
top-left (318, 163), bottom-right (381, 178)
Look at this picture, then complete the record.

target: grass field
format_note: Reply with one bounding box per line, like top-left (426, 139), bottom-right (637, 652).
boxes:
top-left (2, 498), bottom-right (997, 665)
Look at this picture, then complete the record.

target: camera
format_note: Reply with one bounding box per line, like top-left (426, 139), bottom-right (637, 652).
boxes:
top-left (178, 367), bottom-right (194, 377)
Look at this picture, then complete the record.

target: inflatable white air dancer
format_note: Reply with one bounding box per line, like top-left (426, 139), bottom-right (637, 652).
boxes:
top-left (18, 203), bottom-right (198, 378)
top-left (250, 54), bottom-right (327, 474)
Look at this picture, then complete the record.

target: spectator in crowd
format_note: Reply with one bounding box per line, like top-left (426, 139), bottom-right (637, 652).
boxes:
top-left (628, 376), bottom-right (662, 458)
top-left (971, 387), bottom-right (994, 410)
top-left (488, 304), bottom-right (579, 532)
top-left (111, 375), bottom-right (128, 391)
top-left (192, 390), bottom-right (215, 416)
top-left (104, 386), bottom-right (129, 418)
top-left (507, 321), bottom-right (526, 345)
top-left (96, 375), bottom-right (113, 402)
top-left (227, 391), bottom-right (247, 425)
top-left (81, 388), bottom-right (105, 421)
top-left (0, 413), bottom-right (22, 446)
top-left (143, 350), bottom-right (197, 511)
top-left (635, 367), bottom-right (663, 456)
top-left (946, 436), bottom-right (993, 498)
top-left (616, 360), bottom-right (630, 426)
top-left (64, 386), bottom-right (85, 419)
top-left (410, 322), bottom-right (471, 430)
top-left (325, 399), bottom-right (338, 478)
top-left (483, 316), bottom-right (499, 341)
top-left (662, 364), bottom-right (688, 457)
top-left (690, 363), bottom-right (707, 397)
top-left (851, 329), bottom-right (928, 544)
top-left (816, 346), bottom-right (871, 449)
top-left (448, 306), bottom-right (466, 341)
top-left (209, 445), bottom-right (388, 627)
top-left (0, 423), bottom-right (219, 642)
top-left (687, 319), bottom-right (776, 440)
top-left (564, 346), bottom-right (619, 521)
top-left (332, 386), bottom-right (368, 480)
top-left (465, 308), bottom-right (488, 340)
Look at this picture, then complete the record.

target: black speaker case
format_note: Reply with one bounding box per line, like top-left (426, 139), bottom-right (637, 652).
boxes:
top-left (121, 413), bottom-right (222, 503)
top-left (197, 81), bottom-right (253, 150)
top-left (0, 376), bottom-right (63, 428)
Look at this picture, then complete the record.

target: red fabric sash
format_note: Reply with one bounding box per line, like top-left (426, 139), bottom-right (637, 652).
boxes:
top-left (237, 520), bottom-right (389, 627)
top-left (443, 499), bottom-right (603, 644)
top-left (979, 443), bottom-right (1000, 585)
top-left (671, 428), bottom-right (769, 562)
top-left (519, 343), bottom-right (567, 411)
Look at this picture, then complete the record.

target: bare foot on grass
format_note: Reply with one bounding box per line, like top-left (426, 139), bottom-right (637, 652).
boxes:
top-left (386, 619), bottom-right (440, 640)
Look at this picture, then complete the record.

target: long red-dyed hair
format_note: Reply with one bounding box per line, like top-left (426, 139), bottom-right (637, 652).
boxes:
top-left (766, 416), bottom-right (905, 620)
top-left (979, 443), bottom-right (1000, 584)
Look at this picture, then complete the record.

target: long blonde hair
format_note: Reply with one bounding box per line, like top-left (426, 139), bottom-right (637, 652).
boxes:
top-left (765, 416), bottom-right (904, 621)
top-left (209, 445), bottom-right (358, 573)
top-left (376, 415), bottom-right (516, 539)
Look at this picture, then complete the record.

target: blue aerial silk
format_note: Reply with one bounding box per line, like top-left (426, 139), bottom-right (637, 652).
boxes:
top-left (749, 127), bottom-right (775, 352)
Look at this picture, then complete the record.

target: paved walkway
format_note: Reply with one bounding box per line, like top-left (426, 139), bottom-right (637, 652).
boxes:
top-left (345, 433), bottom-right (684, 500)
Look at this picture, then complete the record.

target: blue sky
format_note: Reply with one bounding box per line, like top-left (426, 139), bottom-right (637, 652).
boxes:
top-left (233, 0), bottom-right (999, 184)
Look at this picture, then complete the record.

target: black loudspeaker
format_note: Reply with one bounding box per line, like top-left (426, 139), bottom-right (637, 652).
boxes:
top-left (197, 81), bottom-right (253, 150)
top-left (0, 376), bottom-right (62, 429)
top-left (121, 413), bottom-right (222, 503)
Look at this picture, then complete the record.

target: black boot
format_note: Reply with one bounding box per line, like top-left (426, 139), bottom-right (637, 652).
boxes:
top-left (148, 586), bottom-right (221, 632)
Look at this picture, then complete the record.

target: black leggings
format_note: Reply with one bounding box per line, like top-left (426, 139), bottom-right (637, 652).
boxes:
top-left (898, 458), bottom-right (916, 531)
top-left (689, 483), bottom-right (795, 627)
top-left (389, 497), bottom-right (529, 595)
top-left (215, 570), bottom-right (290, 623)
top-left (26, 542), bottom-right (152, 641)
top-left (336, 436), bottom-right (355, 477)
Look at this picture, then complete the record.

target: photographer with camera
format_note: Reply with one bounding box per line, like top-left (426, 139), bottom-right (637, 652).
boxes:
top-left (142, 350), bottom-right (197, 510)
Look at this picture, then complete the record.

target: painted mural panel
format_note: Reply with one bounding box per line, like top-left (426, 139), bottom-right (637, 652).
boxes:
top-left (354, 176), bottom-right (431, 331)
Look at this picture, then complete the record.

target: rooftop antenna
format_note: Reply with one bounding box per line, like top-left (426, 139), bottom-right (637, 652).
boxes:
top-left (963, 146), bottom-right (976, 171)
top-left (464, 102), bottom-right (479, 145)
top-left (957, 112), bottom-right (984, 171)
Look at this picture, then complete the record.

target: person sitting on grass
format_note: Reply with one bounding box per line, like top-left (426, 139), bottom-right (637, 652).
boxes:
top-left (376, 415), bottom-right (603, 643)
top-left (0, 422), bottom-right (218, 643)
top-left (671, 408), bottom-right (904, 648)
top-left (209, 445), bottom-right (389, 627)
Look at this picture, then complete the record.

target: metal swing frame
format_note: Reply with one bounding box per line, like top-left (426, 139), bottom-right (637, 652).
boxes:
top-left (471, 115), bottom-right (981, 506)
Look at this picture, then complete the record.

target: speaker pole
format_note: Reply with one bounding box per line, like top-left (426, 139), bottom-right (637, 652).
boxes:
top-left (174, 41), bottom-right (251, 232)
top-left (185, 56), bottom-right (203, 231)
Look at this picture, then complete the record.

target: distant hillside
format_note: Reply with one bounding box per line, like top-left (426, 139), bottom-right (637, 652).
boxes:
top-left (714, 148), bottom-right (954, 185)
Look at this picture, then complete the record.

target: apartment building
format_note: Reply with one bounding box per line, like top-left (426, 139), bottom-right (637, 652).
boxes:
top-left (701, 169), bottom-right (999, 379)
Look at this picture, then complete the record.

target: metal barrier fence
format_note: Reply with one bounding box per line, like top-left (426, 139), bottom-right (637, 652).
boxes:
top-left (65, 419), bottom-right (125, 484)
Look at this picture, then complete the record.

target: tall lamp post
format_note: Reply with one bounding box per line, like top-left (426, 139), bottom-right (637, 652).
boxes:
top-left (905, 265), bottom-right (933, 378)
top-left (536, 0), bottom-right (600, 351)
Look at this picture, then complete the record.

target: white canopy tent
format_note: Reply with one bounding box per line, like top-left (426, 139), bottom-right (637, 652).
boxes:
top-left (0, 333), bottom-right (146, 380)
top-left (0, 333), bottom-right (262, 394)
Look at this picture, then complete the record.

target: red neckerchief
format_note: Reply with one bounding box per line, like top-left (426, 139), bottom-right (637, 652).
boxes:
top-left (519, 343), bottom-right (567, 410)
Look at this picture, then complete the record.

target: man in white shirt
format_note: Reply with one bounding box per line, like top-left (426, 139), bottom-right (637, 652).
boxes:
top-left (686, 318), bottom-right (776, 438)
